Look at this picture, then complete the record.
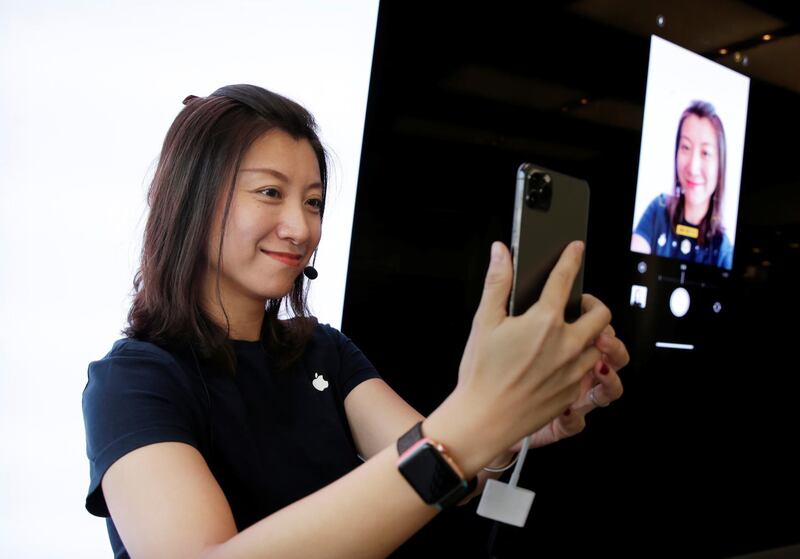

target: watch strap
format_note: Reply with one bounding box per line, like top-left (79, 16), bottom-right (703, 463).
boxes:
top-left (397, 421), bottom-right (424, 455)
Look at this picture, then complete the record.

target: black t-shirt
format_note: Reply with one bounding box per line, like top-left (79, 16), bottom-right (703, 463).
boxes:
top-left (82, 322), bottom-right (381, 558)
top-left (634, 194), bottom-right (733, 269)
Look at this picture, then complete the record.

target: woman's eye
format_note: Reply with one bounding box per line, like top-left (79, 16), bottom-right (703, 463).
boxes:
top-left (307, 198), bottom-right (323, 211)
top-left (259, 187), bottom-right (280, 199)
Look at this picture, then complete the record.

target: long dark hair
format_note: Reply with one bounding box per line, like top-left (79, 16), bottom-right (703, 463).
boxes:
top-left (125, 84), bottom-right (328, 373)
top-left (668, 100), bottom-right (727, 247)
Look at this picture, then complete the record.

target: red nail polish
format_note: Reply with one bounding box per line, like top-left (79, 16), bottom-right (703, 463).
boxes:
top-left (600, 363), bottom-right (609, 375)
top-left (564, 408), bottom-right (572, 416)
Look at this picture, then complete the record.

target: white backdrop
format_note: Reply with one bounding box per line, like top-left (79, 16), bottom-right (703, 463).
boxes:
top-left (0, 1), bottom-right (379, 556)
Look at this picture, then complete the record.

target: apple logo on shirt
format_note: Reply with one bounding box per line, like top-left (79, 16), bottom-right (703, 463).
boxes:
top-left (312, 373), bottom-right (329, 392)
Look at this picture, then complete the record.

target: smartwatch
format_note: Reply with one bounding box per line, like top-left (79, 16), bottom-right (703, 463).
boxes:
top-left (396, 421), bottom-right (477, 509)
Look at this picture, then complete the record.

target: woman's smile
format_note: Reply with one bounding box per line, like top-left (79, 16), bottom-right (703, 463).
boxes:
top-left (262, 250), bottom-right (303, 267)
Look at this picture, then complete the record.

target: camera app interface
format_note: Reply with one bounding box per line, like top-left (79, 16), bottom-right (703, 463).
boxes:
top-left (628, 35), bottom-right (750, 351)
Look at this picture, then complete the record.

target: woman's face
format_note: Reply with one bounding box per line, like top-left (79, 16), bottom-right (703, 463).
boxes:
top-left (677, 114), bottom-right (720, 212)
top-left (205, 129), bottom-right (323, 307)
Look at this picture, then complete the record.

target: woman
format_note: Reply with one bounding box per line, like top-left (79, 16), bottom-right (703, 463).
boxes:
top-left (631, 101), bottom-right (733, 269)
top-left (83, 84), bottom-right (628, 558)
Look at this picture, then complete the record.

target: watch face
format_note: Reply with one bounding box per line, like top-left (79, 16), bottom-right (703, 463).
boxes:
top-left (398, 442), bottom-right (464, 504)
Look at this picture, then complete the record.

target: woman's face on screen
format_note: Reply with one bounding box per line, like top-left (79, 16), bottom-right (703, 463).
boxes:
top-left (677, 114), bottom-right (720, 214)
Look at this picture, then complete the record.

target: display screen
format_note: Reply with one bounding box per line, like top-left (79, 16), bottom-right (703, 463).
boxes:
top-left (398, 442), bottom-right (464, 505)
top-left (630, 36), bottom-right (749, 271)
top-left (627, 35), bottom-right (750, 350)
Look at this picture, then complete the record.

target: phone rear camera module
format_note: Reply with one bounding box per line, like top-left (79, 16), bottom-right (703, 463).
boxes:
top-left (525, 172), bottom-right (552, 211)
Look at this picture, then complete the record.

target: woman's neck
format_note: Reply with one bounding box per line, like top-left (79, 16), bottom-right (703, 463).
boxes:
top-left (683, 199), bottom-right (710, 226)
top-left (201, 280), bottom-right (266, 341)
top-left (223, 309), bottom-right (265, 341)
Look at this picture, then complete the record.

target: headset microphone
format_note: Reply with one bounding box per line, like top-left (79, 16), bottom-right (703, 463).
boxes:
top-left (303, 251), bottom-right (319, 279)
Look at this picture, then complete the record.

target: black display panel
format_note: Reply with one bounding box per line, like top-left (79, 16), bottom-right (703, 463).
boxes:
top-left (628, 35), bottom-right (750, 351)
top-left (345, 2), bottom-right (800, 557)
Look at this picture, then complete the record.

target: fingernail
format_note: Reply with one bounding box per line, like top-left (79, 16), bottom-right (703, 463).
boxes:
top-left (600, 363), bottom-right (609, 375)
top-left (563, 408), bottom-right (572, 416)
top-left (574, 241), bottom-right (585, 255)
top-left (491, 242), bottom-right (504, 264)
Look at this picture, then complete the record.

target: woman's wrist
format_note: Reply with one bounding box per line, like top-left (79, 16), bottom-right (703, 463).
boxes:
top-left (483, 449), bottom-right (518, 473)
top-left (422, 394), bottom-right (501, 478)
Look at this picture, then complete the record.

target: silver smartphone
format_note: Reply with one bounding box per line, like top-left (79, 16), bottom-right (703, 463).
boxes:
top-left (510, 163), bottom-right (590, 321)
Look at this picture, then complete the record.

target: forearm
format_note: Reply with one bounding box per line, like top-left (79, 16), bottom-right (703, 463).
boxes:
top-left (201, 444), bottom-right (436, 559)
top-left (202, 396), bottom-right (499, 559)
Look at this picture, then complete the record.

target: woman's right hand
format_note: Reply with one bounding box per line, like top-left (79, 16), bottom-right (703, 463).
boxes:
top-left (426, 240), bottom-right (612, 475)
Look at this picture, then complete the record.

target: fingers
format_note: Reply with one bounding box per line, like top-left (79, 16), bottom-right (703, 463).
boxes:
top-left (575, 296), bottom-right (628, 409)
top-left (570, 296), bottom-right (612, 349)
top-left (550, 373), bottom-right (592, 440)
top-left (580, 293), bottom-right (600, 314)
top-left (550, 343), bottom-right (601, 392)
top-left (472, 242), bottom-right (513, 329)
top-left (583, 294), bottom-right (628, 369)
top-left (584, 293), bottom-right (629, 372)
top-left (581, 295), bottom-right (615, 337)
top-left (581, 296), bottom-right (619, 342)
top-left (586, 363), bottom-right (623, 409)
top-left (595, 331), bottom-right (630, 372)
top-left (530, 241), bottom-right (584, 318)
top-left (573, 345), bottom-right (603, 384)
top-left (552, 407), bottom-right (586, 440)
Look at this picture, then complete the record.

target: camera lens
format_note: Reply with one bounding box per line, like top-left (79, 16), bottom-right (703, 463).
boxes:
top-left (525, 172), bottom-right (552, 210)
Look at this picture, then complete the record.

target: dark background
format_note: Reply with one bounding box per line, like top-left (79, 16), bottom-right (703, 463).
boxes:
top-left (342, 2), bottom-right (800, 557)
